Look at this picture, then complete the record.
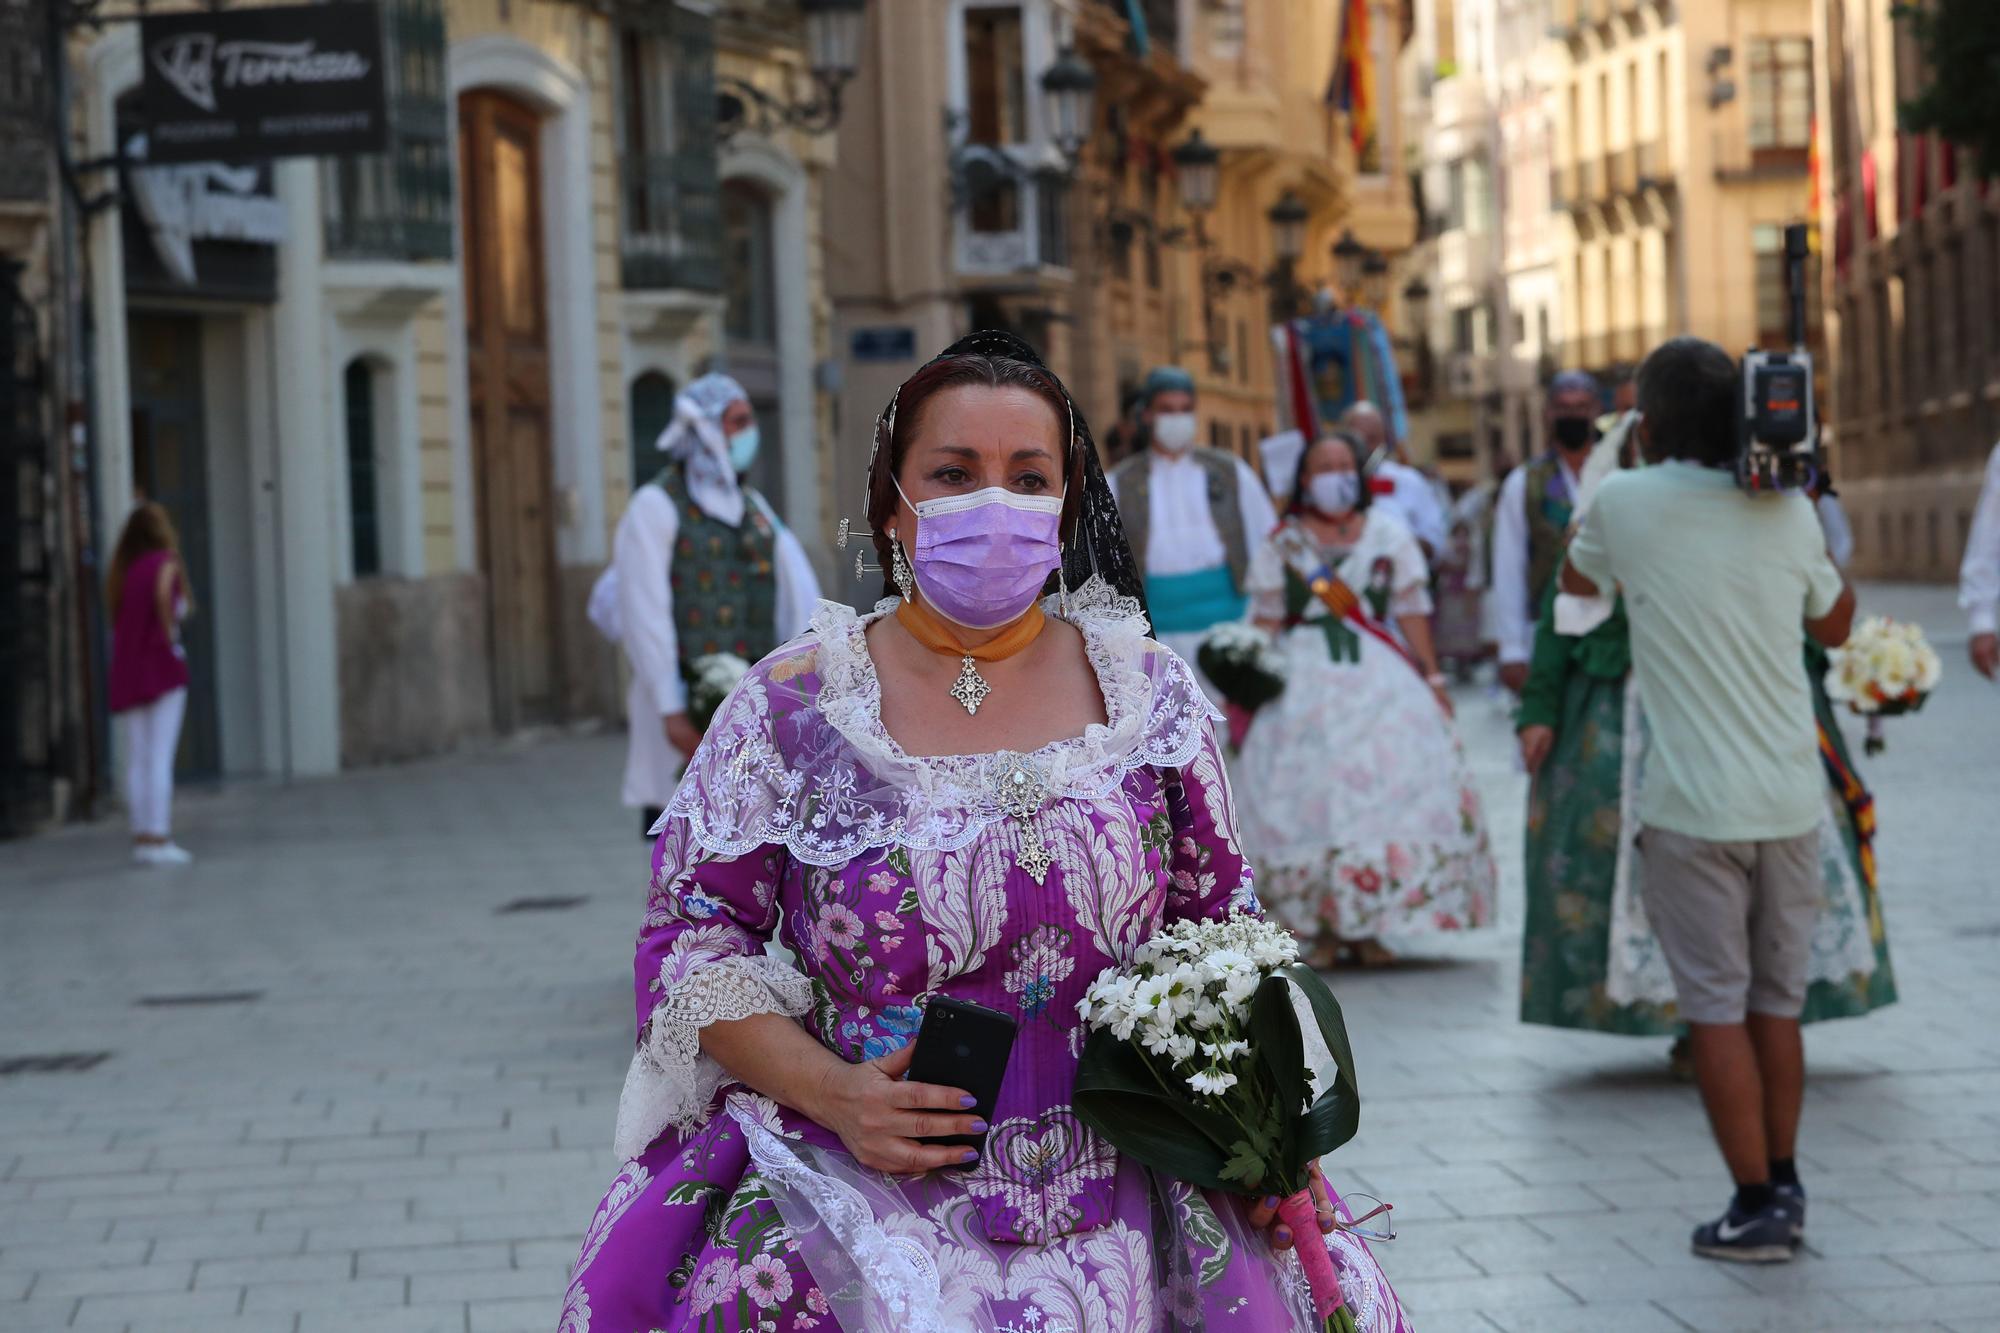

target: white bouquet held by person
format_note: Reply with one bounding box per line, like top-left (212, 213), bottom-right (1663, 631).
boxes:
top-left (1824, 616), bottom-right (1942, 754)
top-left (1196, 622), bottom-right (1290, 711)
top-left (1074, 911), bottom-right (1368, 1333)
top-left (685, 652), bottom-right (751, 733)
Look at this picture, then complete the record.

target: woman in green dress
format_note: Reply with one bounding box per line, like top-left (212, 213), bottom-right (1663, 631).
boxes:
top-left (1514, 446), bottom-right (1895, 1043)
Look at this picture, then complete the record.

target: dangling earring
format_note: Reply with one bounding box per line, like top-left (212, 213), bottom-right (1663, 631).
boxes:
top-left (1057, 563), bottom-right (1071, 619)
top-left (890, 538), bottom-right (915, 602)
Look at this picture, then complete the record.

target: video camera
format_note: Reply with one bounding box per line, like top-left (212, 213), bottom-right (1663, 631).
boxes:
top-left (1737, 223), bottom-right (1819, 493)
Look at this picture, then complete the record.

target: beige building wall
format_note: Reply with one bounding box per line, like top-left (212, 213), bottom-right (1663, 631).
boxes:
top-left (1552, 0), bottom-right (1817, 389)
top-left (1818, 0), bottom-right (1999, 582)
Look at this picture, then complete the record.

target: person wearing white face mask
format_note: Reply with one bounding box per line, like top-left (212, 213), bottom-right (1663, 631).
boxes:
top-left (607, 371), bottom-right (821, 836)
top-left (1107, 365), bottom-right (1281, 702)
top-left (1233, 430), bottom-right (1498, 969)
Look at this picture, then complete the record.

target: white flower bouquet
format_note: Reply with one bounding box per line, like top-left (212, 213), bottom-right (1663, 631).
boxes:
top-left (1196, 621), bottom-right (1289, 713)
top-left (1824, 616), bottom-right (1941, 753)
top-left (1073, 911), bottom-right (1365, 1332)
top-left (685, 652), bottom-right (751, 733)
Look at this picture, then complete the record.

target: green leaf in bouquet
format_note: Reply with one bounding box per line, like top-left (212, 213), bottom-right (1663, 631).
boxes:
top-left (1280, 963), bottom-right (1363, 1159)
top-left (1073, 1029), bottom-right (1246, 1192)
top-left (1249, 972), bottom-right (1307, 1187)
top-left (1219, 1140), bottom-right (1268, 1190)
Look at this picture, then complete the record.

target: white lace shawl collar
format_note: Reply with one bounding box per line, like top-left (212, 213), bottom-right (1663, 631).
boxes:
top-left (662, 578), bottom-right (1220, 866)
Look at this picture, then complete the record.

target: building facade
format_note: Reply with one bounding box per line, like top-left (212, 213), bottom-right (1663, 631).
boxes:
top-left (0, 0), bottom-right (64, 835)
top-left (1549, 0), bottom-right (1820, 390)
top-left (3, 0), bottom-right (837, 834)
top-left (1176, 0), bottom-right (1416, 461)
top-left (825, 0), bottom-right (1411, 579)
top-left (1817, 0), bottom-right (1999, 581)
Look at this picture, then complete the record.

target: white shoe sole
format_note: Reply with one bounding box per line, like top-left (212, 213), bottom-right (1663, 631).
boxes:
top-left (1691, 1241), bottom-right (1794, 1263)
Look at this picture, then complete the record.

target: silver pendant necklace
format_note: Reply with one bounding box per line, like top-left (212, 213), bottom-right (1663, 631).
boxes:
top-left (948, 656), bottom-right (992, 715)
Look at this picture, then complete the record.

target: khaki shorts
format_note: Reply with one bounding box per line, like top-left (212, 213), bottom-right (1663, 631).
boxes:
top-left (1638, 826), bottom-right (1821, 1025)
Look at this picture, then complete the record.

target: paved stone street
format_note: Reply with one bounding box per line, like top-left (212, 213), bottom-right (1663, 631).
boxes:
top-left (3, 582), bottom-right (1997, 1333)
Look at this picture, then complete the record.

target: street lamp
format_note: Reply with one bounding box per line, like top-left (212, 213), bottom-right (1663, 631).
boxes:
top-left (1267, 190), bottom-right (1309, 263)
top-left (1171, 129), bottom-right (1220, 215)
top-left (1403, 275), bottom-right (1434, 406)
top-left (1331, 230), bottom-right (1368, 298)
top-left (718, 0), bottom-right (869, 138)
top-left (1361, 250), bottom-right (1391, 310)
top-left (801, 0), bottom-right (867, 87)
top-left (1402, 275), bottom-right (1432, 335)
top-left (1040, 45), bottom-right (1097, 166)
top-left (1266, 190), bottom-right (1311, 323)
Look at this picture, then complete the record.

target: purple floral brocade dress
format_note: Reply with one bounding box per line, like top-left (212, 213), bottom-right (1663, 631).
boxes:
top-left (562, 586), bottom-right (1413, 1333)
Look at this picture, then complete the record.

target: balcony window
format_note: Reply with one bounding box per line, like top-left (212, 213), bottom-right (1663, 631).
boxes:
top-left (0, 1), bottom-right (46, 202)
top-left (1034, 169), bottom-right (1070, 270)
top-left (617, 9), bottom-right (723, 292)
top-left (322, 0), bottom-right (451, 261)
top-left (722, 180), bottom-right (776, 346)
top-left (966, 7), bottom-right (1027, 146)
top-left (1747, 38), bottom-right (1812, 163)
top-left (964, 6), bottom-right (1026, 235)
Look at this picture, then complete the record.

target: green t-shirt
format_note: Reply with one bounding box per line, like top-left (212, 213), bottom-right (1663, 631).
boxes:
top-left (1566, 461), bottom-right (1845, 841)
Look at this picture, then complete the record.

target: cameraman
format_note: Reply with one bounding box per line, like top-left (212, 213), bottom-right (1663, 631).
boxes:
top-left (1561, 337), bottom-right (1854, 1265)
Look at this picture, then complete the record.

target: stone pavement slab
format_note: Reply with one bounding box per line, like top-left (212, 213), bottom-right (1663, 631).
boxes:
top-left (1, 582), bottom-right (1995, 1332)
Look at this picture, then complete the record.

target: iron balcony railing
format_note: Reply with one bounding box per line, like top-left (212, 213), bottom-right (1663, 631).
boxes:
top-left (621, 149), bottom-right (723, 292)
top-left (322, 0), bottom-right (453, 262)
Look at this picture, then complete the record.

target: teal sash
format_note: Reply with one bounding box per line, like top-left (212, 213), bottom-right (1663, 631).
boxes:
top-left (1147, 566), bottom-right (1246, 636)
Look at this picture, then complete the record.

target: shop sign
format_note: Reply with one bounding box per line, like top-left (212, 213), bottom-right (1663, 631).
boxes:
top-left (125, 135), bottom-right (285, 288)
top-left (849, 327), bottom-right (917, 363)
top-left (140, 2), bottom-right (388, 164)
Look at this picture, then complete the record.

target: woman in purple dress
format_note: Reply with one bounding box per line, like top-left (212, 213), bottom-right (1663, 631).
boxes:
top-left (561, 334), bottom-right (1411, 1333)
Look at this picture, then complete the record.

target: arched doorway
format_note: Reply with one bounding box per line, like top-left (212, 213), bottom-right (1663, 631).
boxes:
top-left (458, 89), bottom-right (560, 731)
top-left (628, 370), bottom-right (676, 488)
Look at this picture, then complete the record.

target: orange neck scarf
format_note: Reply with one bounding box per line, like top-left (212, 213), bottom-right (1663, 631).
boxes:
top-left (895, 598), bottom-right (1046, 663)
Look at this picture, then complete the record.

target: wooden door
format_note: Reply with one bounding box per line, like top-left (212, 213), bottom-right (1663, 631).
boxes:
top-left (459, 90), bottom-right (560, 730)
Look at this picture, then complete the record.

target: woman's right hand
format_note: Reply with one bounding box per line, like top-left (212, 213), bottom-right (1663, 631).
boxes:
top-left (1519, 724), bottom-right (1554, 775)
top-left (810, 1043), bottom-right (986, 1175)
top-left (662, 712), bottom-right (704, 756)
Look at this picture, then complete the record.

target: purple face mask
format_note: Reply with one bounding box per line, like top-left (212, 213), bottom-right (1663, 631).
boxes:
top-left (895, 482), bottom-right (1064, 629)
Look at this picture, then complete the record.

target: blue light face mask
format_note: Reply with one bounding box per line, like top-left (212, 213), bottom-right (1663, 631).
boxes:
top-left (728, 425), bottom-right (761, 474)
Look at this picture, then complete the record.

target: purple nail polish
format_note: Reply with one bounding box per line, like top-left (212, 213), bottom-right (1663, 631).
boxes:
top-left (1319, 1215), bottom-right (1337, 1233)
top-left (960, 1095), bottom-right (979, 1109)
top-left (960, 1149), bottom-right (979, 1164)
top-left (968, 1119), bottom-right (988, 1134)
top-left (1262, 1195), bottom-right (1281, 1210)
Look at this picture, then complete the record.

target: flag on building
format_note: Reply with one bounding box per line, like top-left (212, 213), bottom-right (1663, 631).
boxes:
top-left (1328, 0), bottom-right (1376, 168)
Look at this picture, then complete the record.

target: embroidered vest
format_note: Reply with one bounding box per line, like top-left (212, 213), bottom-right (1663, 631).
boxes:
top-left (1523, 454), bottom-right (1576, 610)
top-left (1110, 447), bottom-right (1251, 593)
top-left (655, 464), bottom-right (780, 667)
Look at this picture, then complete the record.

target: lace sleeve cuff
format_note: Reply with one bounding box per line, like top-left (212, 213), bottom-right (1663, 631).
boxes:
top-left (612, 952), bottom-right (816, 1159)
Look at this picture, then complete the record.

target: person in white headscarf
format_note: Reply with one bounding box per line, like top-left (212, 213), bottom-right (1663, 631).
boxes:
top-left (610, 372), bottom-right (821, 834)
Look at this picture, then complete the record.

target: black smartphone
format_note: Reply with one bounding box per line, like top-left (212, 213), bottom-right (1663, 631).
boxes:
top-left (904, 996), bottom-right (1018, 1168)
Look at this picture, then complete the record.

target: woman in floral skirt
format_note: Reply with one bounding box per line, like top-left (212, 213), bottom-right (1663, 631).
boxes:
top-left (558, 334), bottom-right (1411, 1332)
top-left (1234, 430), bottom-right (1497, 968)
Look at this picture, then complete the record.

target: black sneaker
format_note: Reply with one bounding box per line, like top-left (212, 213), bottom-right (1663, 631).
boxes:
top-left (1773, 1181), bottom-right (1806, 1245)
top-left (1691, 1199), bottom-right (1796, 1263)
